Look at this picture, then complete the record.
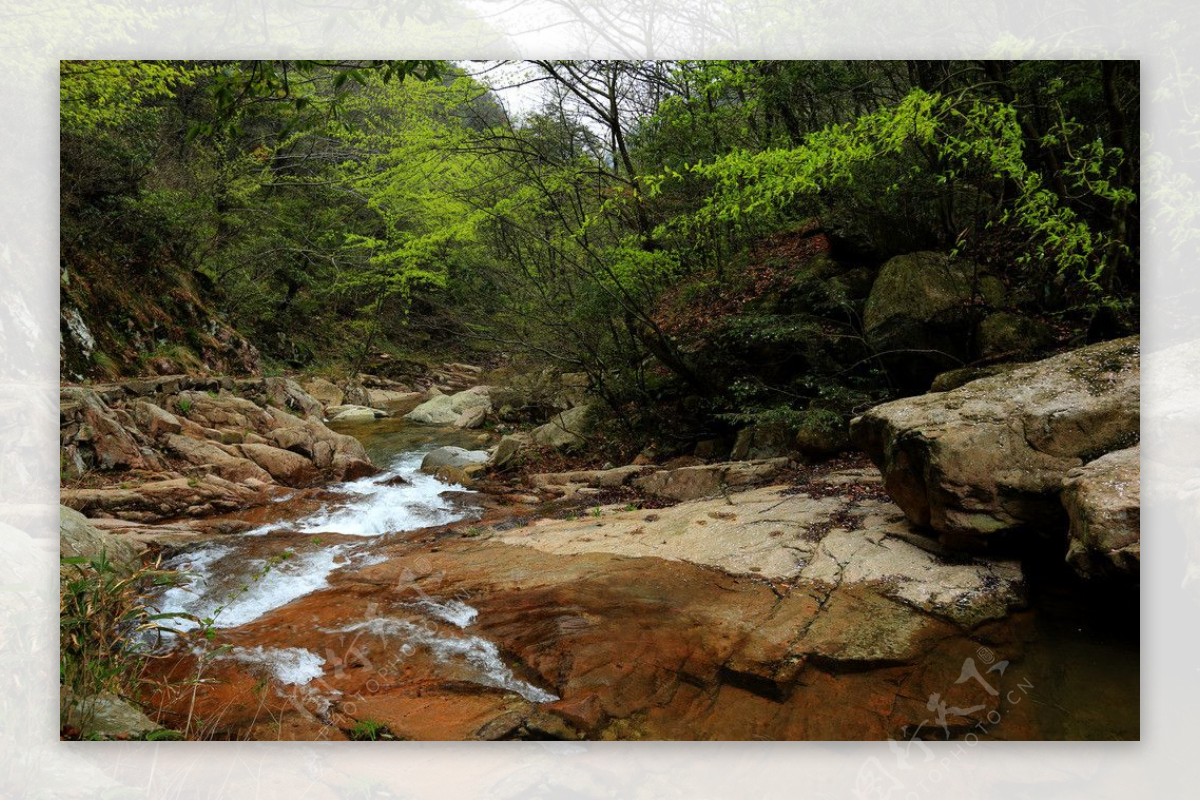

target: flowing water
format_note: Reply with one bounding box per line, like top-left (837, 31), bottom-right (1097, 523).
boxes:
top-left (150, 417), bottom-right (1138, 739)
top-left (154, 420), bottom-right (559, 705)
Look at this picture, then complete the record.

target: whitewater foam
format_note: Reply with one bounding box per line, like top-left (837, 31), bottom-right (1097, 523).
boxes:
top-left (225, 646), bottom-right (326, 686)
top-left (157, 545), bottom-right (348, 631)
top-left (332, 615), bottom-right (558, 703)
top-left (251, 451), bottom-right (479, 537)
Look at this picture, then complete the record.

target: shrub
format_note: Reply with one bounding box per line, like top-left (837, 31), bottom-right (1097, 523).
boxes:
top-left (349, 718), bottom-right (389, 741)
top-left (59, 552), bottom-right (185, 736)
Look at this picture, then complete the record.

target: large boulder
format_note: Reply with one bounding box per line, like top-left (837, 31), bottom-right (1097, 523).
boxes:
top-left (405, 387), bottom-right (492, 426)
top-left (61, 387), bottom-right (161, 473)
top-left (632, 458), bottom-right (790, 502)
top-left (851, 336), bottom-right (1139, 548)
top-left (488, 433), bottom-right (532, 471)
top-left (862, 252), bottom-right (1004, 390)
top-left (65, 693), bottom-right (161, 740)
top-left (420, 446), bottom-right (490, 474)
top-left (237, 443), bottom-right (322, 487)
top-left (164, 434), bottom-right (273, 485)
top-left (261, 377), bottom-right (325, 419)
top-left (530, 404), bottom-right (595, 450)
top-left (365, 388), bottom-right (424, 414)
top-left (326, 405), bottom-right (388, 423)
top-left (173, 390), bottom-right (275, 433)
top-left (130, 400), bottom-right (182, 440)
top-left (1062, 445), bottom-right (1140, 578)
top-left (302, 377), bottom-right (345, 408)
top-left (60, 505), bottom-right (140, 571)
top-left (263, 407), bottom-right (376, 481)
top-left (976, 312), bottom-right (1054, 360)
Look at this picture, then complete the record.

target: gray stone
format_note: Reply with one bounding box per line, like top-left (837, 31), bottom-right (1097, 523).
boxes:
top-left (420, 446), bottom-right (490, 474)
top-left (405, 386), bottom-right (492, 426)
top-left (852, 336), bottom-right (1139, 547)
top-left (863, 251), bottom-right (1005, 389)
top-left (488, 434), bottom-right (531, 470)
top-left (1062, 445), bottom-right (1140, 578)
top-left (530, 404), bottom-right (594, 450)
top-left (60, 505), bottom-right (140, 571)
top-left (977, 312), bottom-right (1054, 359)
top-left (328, 405), bottom-right (388, 423)
top-left (302, 377), bottom-right (344, 408)
top-left (67, 693), bottom-right (160, 739)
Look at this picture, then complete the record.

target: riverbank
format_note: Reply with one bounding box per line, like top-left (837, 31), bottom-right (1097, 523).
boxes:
top-left (59, 340), bottom-right (1140, 741)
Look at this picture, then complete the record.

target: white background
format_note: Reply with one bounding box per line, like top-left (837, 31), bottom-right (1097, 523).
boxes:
top-left (2, 1), bottom-right (1196, 797)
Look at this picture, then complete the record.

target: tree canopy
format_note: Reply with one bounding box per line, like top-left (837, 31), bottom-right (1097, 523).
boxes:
top-left (61, 59), bottom-right (1139, 444)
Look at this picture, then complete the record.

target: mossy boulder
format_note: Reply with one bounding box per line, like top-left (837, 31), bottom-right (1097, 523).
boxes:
top-left (863, 252), bottom-right (1005, 391)
top-left (976, 312), bottom-right (1054, 359)
top-left (794, 409), bottom-right (851, 460)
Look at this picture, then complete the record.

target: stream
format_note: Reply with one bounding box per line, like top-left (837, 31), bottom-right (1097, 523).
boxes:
top-left (153, 419), bottom-right (559, 710)
top-left (147, 418), bottom-right (1139, 741)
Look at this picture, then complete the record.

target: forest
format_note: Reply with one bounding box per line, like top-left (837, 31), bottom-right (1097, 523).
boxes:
top-left (59, 60), bottom-right (1141, 743)
top-left (60, 59), bottom-right (1139, 456)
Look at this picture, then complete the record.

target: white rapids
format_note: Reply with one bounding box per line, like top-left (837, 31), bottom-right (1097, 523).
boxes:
top-left (152, 437), bottom-right (555, 705)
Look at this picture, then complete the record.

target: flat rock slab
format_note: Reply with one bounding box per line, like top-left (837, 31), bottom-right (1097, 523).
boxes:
top-left (494, 475), bottom-right (1022, 628)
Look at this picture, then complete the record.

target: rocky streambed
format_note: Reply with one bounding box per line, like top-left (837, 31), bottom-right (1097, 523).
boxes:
top-left (60, 341), bottom-right (1140, 741)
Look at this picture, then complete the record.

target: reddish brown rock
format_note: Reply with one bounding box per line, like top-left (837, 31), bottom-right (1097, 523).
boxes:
top-left (165, 433), bottom-right (272, 484)
top-left (238, 443), bottom-right (322, 487)
top-left (61, 475), bottom-right (263, 521)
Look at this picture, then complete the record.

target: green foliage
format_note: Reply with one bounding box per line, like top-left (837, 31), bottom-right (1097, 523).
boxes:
top-left (61, 59), bottom-right (1137, 439)
top-left (59, 552), bottom-right (188, 734)
top-left (657, 86), bottom-right (1135, 301)
top-left (349, 718), bottom-right (389, 741)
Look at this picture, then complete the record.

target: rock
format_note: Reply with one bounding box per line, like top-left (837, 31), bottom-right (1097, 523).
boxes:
top-left (302, 377), bottom-right (344, 408)
top-left (977, 312), bottom-right (1054, 359)
top-left (237, 443), bottom-right (321, 487)
top-left (164, 434), bottom-right (273, 485)
top-left (66, 693), bottom-right (160, 739)
top-left (169, 466), bottom-right (1028, 742)
top-left (488, 434), bottom-right (531, 470)
top-left (1062, 445), bottom-right (1140, 578)
top-left (851, 336), bottom-right (1139, 547)
top-left (558, 465), bottom-right (646, 488)
top-left (263, 408), bottom-right (376, 481)
top-left (62, 476), bottom-right (263, 522)
top-left (262, 377), bottom-right (324, 419)
top-left (731, 422), bottom-right (794, 460)
top-left (365, 388), bottom-right (424, 414)
top-left (60, 505), bottom-right (140, 571)
top-left (130, 400), bottom-right (182, 440)
top-left (328, 405), bottom-right (388, 423)
top-left (453, 405), bottom-right (489, 429)
top-left (61, 387), bottom-right (158, 472)
top-left (88, 516), bottom-right (253, 549)
top-left (431, 466), bottom-right (477, 486)
top-left (929, 364), bottom-right (1018, 393)
top-left (632, 458), bottom-right (790, 502)
top-left (529, 465), bottom-right (649, 494)
top-left (174, 391), bottom-right (275, 433)
top-left (530, 404), bottom-right (594, 450)
top-left (794, 410), bottom-right (850, 460)
top-left (863, 252), bottom-right (1005, 390)
top-left (420, 446), bottom-right (490, 474)
top-left (405, 386), bottom-right (492, 426)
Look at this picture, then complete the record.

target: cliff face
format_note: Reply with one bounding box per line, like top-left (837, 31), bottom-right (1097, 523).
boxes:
top-left (59, 248), bottom-right (260, 381)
